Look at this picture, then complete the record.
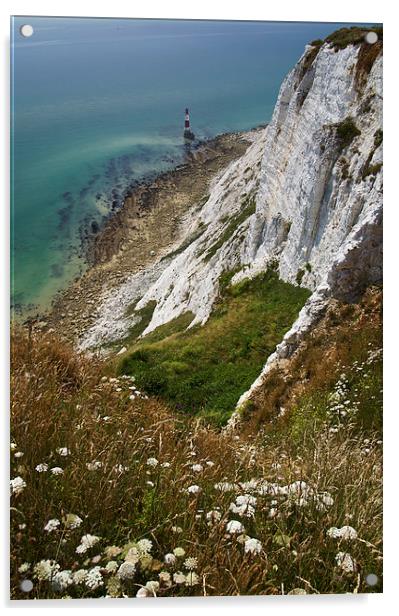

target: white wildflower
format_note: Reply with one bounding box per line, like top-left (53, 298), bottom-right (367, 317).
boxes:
top-left (113, 464), bottom-right (129, 474)
top-left (63, 513), bottom-right (83, 530)
top-left (117, 561), bottom-right (136, 580)
top-left (10, 442), bottom-right (17, 450)
top-left (206, 510), bottom-right (221, 525)
top-left (72, 569), bottom-right (87, 584)
top-left (164, 553), bottom-right (176, 565)
top-left (335, 551), bottom-right (357, 573)
top-left (327, 526), bottom-right (358, 541)
top-left (161, 462), bottom-right (171, 468)
top-left (125, 547), bottom-right (140, 564)
top-left (171, 526), bottom-right (183, 534)
top-left (185, 571), bottom-right (200, 587)
top-left (215, 481), bottom-right (234, 492)
top-left (86, 461), bottom-right (102, 471)
top-left (183, 557), bottom-right (198, 570)
top-left (226, 520), bottom-right (245, 535)
top-left (173, 547), bottom-right (185, 557)
top-left (136, 587), bottom-right (150, 597)
top-left (35, 463), bottom-right (48, 473)
top-left (159, 571), bottom-right (172, 586)
top-left (206, 461), bottom-right (215, 467)
top-left (56, 447), bottom-right (70, 457)
top-left (10, 476), bottom-right (26, 495)
top-left (52, 570), bottom-right (73, 592)
top-left (76, 534), bottom-right (100, 554)
top-left (44, 518), bottom-right (60, 533)
top-left (33, 559), bottom-right (60, 581)
top-left (173, 571), bottom-right (186, 584)
top-left (145, 580), bottom-right (160, 595)
top-left (18, 562), bottom-right (30, 573)
top-left (137, 538), bottom-right (153, 554)
top-left (85, 566), bottom-right (103, 590)
top-left (191, 464), bottom-right (203, 473)
top-left (146, 481), bottom-right (154, 488)
top-left (146, 457), bottom-right (158, 468)
top-left (105, 561), bottom-right (118, 573)
top-left (50, 467), bottom-right (64, 475)
top-left (187, 484), bottom-right (201, 495)
top-left (14, 451), bottom-right (24, 459)
top-left (244, 538), bottom-right (263, 555)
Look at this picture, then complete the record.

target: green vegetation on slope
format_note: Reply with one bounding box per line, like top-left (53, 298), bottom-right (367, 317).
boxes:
top-left (203, 196), bottom-right (257, 262)
top-left (324, 26), bottom-right (382, 50)
top-left (118, 269), bottom-right (310, 425)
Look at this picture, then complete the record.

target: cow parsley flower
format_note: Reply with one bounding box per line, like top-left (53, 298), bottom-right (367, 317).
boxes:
top-left (327, 526), bottom-right (358, 541)
top-left (76, 534), bottom-right (100, 554)
top-left (173, 547), bottom-right (185, 557)
top-left (137, 538), bottom-right (153, 554)
top-left (33, 559), bottom-right (60, 581)
top-left (72, 569), bottom-right (87, 585)
top-left (206, 510), bottom-right (221, 525)
top-left (159, 571), bottom-right (172, 586)
top-left (206, 461), bottom-right (215, 467)
top-left (125, 547), bottom-right (140, 564)
top-left (161, 462), bottom-right (171, 468)
top-left (185, 572), bottom-right (200, 587)
top-left (10, 476), bottom-right (26, 495)
top-left (191, 464), bottom-right (203, 473)
top-left (184, 557), bottom-right (198, 570)
top-left (136, 587), bottom-right (150, 597)
top-left (18, 562), bottom-right (30, 573)
top-left (52, 570), bottom-right (73, 592)
top-left (50, 467), bottom-right (64, 475)
top-left (244, 538), bottom-right (262, 555)
top-left (171, 526), bottom-right (183, 534)
top-left (56, 447), bottom-right (70, 457)
top-left (105, 561), bottom-right (118, 573)
top-left (85, 566), bottom-right (103, 590)
top-left (187, 484), bottom-right (201, 494)
top-left (35, 463), bottom-right (48, 473)
top-left (14, 451), bottom-right (24, 459)
top-left (335, 551), bottom-right (357, 573)
top-left (230, 494), bottom-right (256, 517)
top-left (146, 457), bottom-right (158, 468)
top-left (44, 518), bottom-right (60, 533)
top-left (226, 520), bottom-right (245, 535)
top-left (164, 553), bottom-right (176, 565)
top-left (145, 580), bottom-right (160, 595)
top-left (86, 461), bottom-right (102, 471)
top-left (117, 561), bottom-right (136, 580)
top-left (63, 513), bottom-right (83, 530)
top-left (173, 571), bottom-right (186, 584)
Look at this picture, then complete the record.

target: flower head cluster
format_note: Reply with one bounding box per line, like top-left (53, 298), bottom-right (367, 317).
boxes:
top-left (117, 561), bottom-right (136, 580)
top-left (44, 518), bottom-right (60, 533)
top-left (229, 494), bottom-right (257, 518)
top-left (10, 476), bottom-right (26, 496)
top-left (35, 463), bottom-right (48, 473)
top-left (51, 570), bottom-right (73, 592)
top-left (335, 551), bottom-right (357, 573)
top-left (85, 566), bottom-right (103, 590)
top-left (226, 520), bottom-right (245, 535)
top-left (187, 484), bottom-right (201, 495)
top-left (146, 457), bottom-right (158, 468)
top-left (63, 513), bottom-right (83, 530)
top-left (244, 537), bottom-right (262, 555)
top-left (33, 559), bottom-right (60, 581)
top-left (327, 526), bottom-right (358, 541)
top-left (76, 534), bottom-right (100, 554)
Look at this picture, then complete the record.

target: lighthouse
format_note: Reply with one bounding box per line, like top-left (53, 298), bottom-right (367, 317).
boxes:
top-left (184, 108), bottom-right (195, 141)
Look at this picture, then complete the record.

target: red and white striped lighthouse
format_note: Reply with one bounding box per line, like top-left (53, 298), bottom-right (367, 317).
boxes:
top-left (184, 107), bottom-right (195, 141)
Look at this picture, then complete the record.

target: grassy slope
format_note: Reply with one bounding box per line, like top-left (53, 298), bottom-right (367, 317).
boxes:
top-left (10, 316), bottom-right (383, 598)
top-left (117, 270), bottom-right (310, 425)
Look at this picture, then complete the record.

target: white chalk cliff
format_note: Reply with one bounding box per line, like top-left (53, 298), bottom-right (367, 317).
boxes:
top-left (80, 39), bottom-right (382, 417)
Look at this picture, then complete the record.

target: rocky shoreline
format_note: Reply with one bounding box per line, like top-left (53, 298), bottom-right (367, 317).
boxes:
top-left (39, 130), bottom-right (255, 344)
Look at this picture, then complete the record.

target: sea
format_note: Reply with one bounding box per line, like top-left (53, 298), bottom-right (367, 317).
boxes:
top-left (10, 17), bottom-right (360, 317)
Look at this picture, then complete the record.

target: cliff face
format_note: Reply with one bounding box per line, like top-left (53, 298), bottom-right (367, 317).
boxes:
top-left (80, 37), bottom-right (383, 415)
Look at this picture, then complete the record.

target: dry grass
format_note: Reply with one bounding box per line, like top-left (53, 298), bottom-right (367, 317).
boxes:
top-left (10, 327), bottom-right (382, 599)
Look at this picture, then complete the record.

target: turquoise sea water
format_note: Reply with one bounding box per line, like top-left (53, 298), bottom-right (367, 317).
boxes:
top-left (11, 17), bottom-right (359, 316)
